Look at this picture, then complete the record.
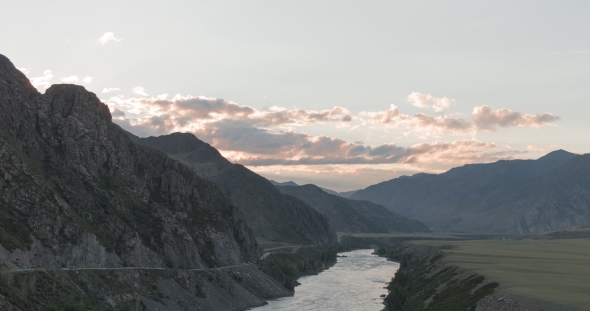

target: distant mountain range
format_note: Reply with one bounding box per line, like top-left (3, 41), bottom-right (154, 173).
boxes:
top-left (269, 180), bottom-right (299, 187)
top-left (270, 181), bottom-right (358, 198)
top-left (130, 133), bottom-right (337, 245)
top-left (351, 150), bottom-right (590, 234)
top-left (274, 184), bottom-right (429, 233)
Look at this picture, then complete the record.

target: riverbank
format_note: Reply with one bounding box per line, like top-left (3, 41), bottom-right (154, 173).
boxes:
top-left (377, 242), bottom-right (498, 311)
top-left (344, 232), bottom-right (590, 311)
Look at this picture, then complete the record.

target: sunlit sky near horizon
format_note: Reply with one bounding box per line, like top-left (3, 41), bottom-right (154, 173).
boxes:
top-left (2, 0), bottom-right (589, 191)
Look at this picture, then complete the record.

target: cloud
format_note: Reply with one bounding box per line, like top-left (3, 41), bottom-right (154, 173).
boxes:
top-left (234, 139), bottom-right (517, 167)
top-left (102, 87), bottom-right (120, 93)
top-left (107, 92), bottom-right (544, 178)
top-left (407, 92), bottom-right (455, 113)
top-left (83, 76), bottom-right (93, 84)
top-left (99, 32), bottom-right (122, 45)
top-left (364, 104), bottom-right (474, 136)
top-left (472, 105), bottom-right (560, 131)
top-left (105, 94), bottom-right (352, 131)
top-left (61, 76), bottom-right (78, 83)
top-left (133, 87), bottom-right (148, 96)
top-left (17, 67), bottom-right (30, 75)
top-left (30, 70), bottom-right (54, 91)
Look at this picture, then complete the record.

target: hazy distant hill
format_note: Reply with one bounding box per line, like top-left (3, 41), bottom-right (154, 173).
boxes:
top-left (318, 187), bottom-right (359, 198)
top-left (270, 180), bottom-right (299, 187)
top-left (275, 184), bottom-right (429, 233)
top-left (351, 150), bottom-right (590, 233)
top-left (130, 133), bottom-right (337, 245)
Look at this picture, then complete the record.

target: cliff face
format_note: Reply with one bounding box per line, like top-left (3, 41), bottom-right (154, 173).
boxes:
top-left (130, 132), bottom-right (337, 245)
top-left (0, 53), bottom-right (259, 270)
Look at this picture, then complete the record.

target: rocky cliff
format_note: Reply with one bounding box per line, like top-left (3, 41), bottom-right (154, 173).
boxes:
top-left (0, 54), bottom-right (290, 310)
top-left (129, 132), bottom-right (337, 246)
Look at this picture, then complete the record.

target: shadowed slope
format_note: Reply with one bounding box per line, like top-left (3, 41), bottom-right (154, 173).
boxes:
top-left (276, 184), bottom-right (429, 233)
top-left (129, 132), bottom-right (337, 245)
top-left (351, 150), bottom-right (587, 233)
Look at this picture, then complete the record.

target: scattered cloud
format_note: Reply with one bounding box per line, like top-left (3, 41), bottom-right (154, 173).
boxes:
top-left (105, 94), bottom-right (352, 131)
top-left (17, 67), bottom-right (30, 75)
top-left (407, 92), bottom-right (455, 113)
top-left (61, 76), bottom-right (78, 83)
top-left (472, 105), bottom-right (560, 131)
top-left (102, 87), bottom-right (120, 93)
top-left (233, 138), bottom-right (520, 167)
top-left (99, 32), bottom-right (122, 45)
top-left (30, 70), bottom-right (54, 91)
top-left (363, 104), bottom-right (474, 137)
top-left (132, 87), bottom-right (148, 96)
top-left (83, 76), bottom-right (93, 84)
top-left (106, 91), bottom-right (555, 185)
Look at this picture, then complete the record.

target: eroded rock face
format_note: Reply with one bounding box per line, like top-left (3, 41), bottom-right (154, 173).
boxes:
top-left (0, 54), bottom-right (258, 270)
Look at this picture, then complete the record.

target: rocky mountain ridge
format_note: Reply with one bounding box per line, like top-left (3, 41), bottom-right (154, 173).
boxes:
top-left (352, 150), bottom-right (590, 233)
top-left (130, 132), bottom-right (337, 246)
top-left (0, 54), bottom-right (290, 310)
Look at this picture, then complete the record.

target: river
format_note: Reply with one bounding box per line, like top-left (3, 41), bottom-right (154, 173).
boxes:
top-left (252, 249), bottom-right (399, 311)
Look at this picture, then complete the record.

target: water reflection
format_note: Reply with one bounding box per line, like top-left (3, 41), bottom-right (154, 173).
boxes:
top-left (253, 249), bottom-right (399, 311)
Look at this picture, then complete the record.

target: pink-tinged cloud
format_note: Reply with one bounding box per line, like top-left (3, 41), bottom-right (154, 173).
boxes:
top-left (234, 139), bottom-right (518, 166)
top-left (472, 105), bottom-right (560, 131)
top-left (407, 92), bottom-right (455, 113)
top-left (365, 104), bottom-right (474, 136)
top-left (106, 95), bottom-right (352, 129)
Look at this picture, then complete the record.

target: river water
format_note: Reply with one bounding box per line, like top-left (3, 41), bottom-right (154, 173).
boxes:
top-left (252, 249), bottom-right (399, 311)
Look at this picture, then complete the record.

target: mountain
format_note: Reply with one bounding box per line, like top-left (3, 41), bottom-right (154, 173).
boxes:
top-left (351, 150), bottom-right (589, 233)
top-left (318, 187), bottom-right (358, 198)
top-left (129, 133), bottom-right (337, 246)
top-left (0, 54), bottom-right (292, 310)
top-left (274, 184), bottom-right (429, 233)
top-left (270, 180), bottom-right (299, 187)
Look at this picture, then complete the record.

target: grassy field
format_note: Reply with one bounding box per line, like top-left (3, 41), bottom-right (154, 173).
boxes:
top-left (414, 238), bottom-right (590, 308)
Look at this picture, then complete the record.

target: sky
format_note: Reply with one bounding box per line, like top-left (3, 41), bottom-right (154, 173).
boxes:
top-left (2, 0), bottom-right (589, 191)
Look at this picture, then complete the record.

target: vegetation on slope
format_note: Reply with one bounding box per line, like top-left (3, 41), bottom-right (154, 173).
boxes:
top-left (377, 244), bottom-right (498, 311)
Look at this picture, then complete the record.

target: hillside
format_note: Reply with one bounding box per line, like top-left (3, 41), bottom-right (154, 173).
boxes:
top-left (275, 184), bottom-right (429, 233)
top-left (129, 133), bottom-right (337, 245)
top-left (351, 150), bottom-right (590, 233)
top-left (0, 54), bottom-right (295, 310)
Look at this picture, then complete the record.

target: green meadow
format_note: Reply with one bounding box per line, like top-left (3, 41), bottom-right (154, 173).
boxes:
top-left (414, 238), bottom-right (590, 309)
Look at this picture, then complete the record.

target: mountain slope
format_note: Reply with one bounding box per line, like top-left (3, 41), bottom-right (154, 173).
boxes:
top-left (0, 54), bottom-right (259, 268)
top-left (275, 184), bottom-right (429, 233)
top-left (129, 133), bottom-right (337, 245)
top-left (351, 150), bottom-right (586, 233)
top-left (0, 54), bottom-right (294, 310)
